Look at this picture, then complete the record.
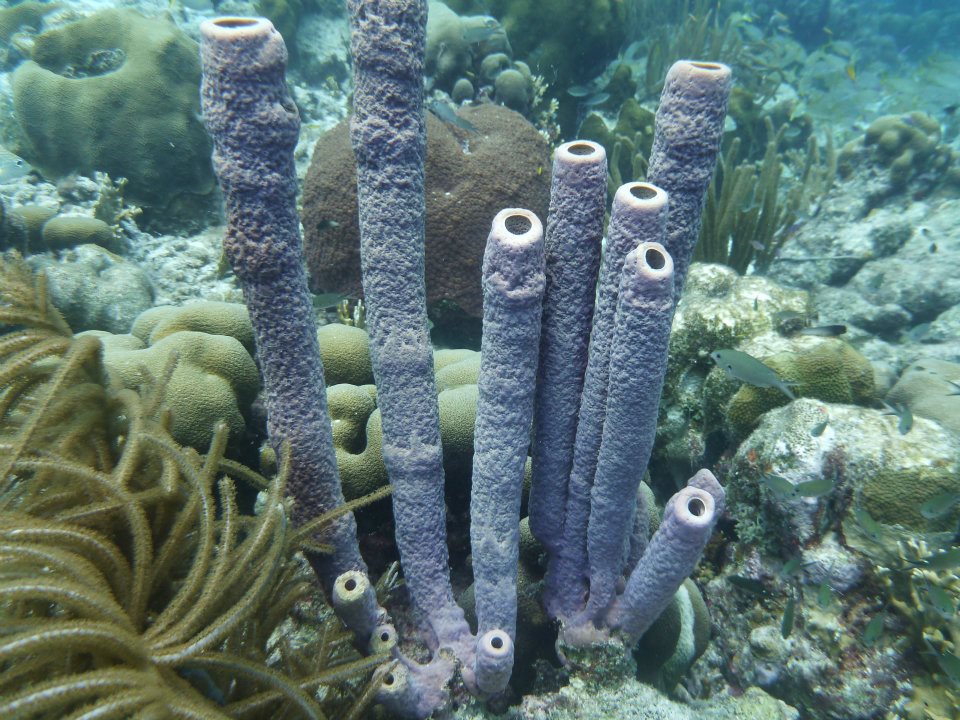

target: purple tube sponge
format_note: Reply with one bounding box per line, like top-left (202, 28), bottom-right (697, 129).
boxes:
top-left (606, 469), bottom-right (725, 643)
top-left (199, 17), bottom-right (368, 607)
top-left (529, 141), bottom-right (606, 560)
top-left (647, 60), bottom-right (732, 298)
top-left (548, 182), bottom-right (670, 620)
top-left (470, 208), bottom-right (545, 695)
top-left (579, 239), bottom-right (675, 624)
top-left (348, 0), bottom-right (470, 653)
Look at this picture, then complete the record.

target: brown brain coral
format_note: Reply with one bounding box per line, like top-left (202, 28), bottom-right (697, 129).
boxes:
top-left (302, 103), bottom-right (552, 318)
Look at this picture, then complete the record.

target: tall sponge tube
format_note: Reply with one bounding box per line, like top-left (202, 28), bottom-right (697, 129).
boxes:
top-left (199, 17), bottom-right (370, 611)
top-left (606, 469), bottom-right (725, 644)
top-left (647, 60), bottom-right (732, 299)
top-left (579, 238), bottom-right (675, 624)
top-left (470, 208), bottom-right (545, 696)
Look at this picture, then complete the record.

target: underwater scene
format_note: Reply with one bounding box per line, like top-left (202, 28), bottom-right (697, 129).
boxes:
top-left (1, 0), bottom-right (960, 718)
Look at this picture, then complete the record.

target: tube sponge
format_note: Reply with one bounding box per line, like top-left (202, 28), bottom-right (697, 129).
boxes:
top-left (529, 141), bottom-right (606, 561)
top-left (347, 0), bottom-right (470, 654)
top-left (548, 182), bottom-right (670, 620)
top-left (200, 16), bottom-right (367, 609)
top-left (647, 60), bottom-right (732, 298)
top-left (581, 239), bottom-right (675, 622)
top-left (607, 469), bottom-right (725, 643)
top-left (470, 208), bottom-right (545, 695)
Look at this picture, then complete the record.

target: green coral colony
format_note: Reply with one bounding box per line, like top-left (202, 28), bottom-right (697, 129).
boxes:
top-left (2, 1), bottom-right (960, 719)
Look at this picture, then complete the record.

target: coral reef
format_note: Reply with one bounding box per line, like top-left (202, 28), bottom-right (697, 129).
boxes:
top-left (838, 111), bottom-right (958, 205)
top-left (302, 103), bottom-right (551, 318)
top-left (0, 254), bottom-right (387, 718)
top-left (201, 4), bottom-right (734, 717)
top-left (10, 9), bottom-right (214, 206)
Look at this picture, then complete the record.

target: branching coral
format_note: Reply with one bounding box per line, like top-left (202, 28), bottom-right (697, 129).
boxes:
top-left (696, 118), bottom-right (835, 274)
top-left (0, 254), bottom-right (389, 719)
top-left (880, 538), bottom-right (960, 718)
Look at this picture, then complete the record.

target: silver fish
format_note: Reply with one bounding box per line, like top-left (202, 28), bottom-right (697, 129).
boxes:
top-left (0, 146), bottom-right (32, 184)
top-left (711, 349), bottom-right (797, 400)
top-left (427, 101), bottom-right (479, 134)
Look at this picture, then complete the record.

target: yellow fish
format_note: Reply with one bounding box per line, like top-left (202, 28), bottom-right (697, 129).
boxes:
top-left (846, 63), bottom-right (857, 81)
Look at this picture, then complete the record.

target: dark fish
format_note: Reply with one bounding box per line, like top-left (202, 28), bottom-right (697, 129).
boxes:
top-left (810, 417), bottom-right (829, 436)
top-left (567, 84), bottom-right (592, 97)
top-left (817, 581), bottom-right (833, 608)
top-left (427, 100), bottom-right (479, 133)
top-left (909, 547), bottom-right (960, 571)
top-left (862, 611), bottom-right (885, 646)
top-left (882, 399), bottom-right (913, 434)
top-left (945, 104), bottom-right (958, 116)
top-left (796, 475), bottom-right (835, 498)
top-left (728, 575), bottom-right (767, 595)
top-left (761, 473), bottom-right (798, 500)
top-left (178, 667), bottom-right (226, 705)
top-left (779, 556), bottom-right (803, 577)
top-left (622, 40), bottom-right (644, 62)
top-left (919, 491), bottom-right (960, 520)
top-left (781, 594), bottom-right (797, 638)
top-left (582, 92), bottom-right (611, 106)
top-left (461, 18), bottom-right (501, 44)
top-left (711, 349), bottom-right (797, 400)
top-left (797, 324), bottom-right (846, 337)
top-left (901, 322), bottom-right (933, 344)
top-left (946, 379), bottom-right (960, 396)
top-left (854, 504), bottom-right (883, 541)
top-left (924, 582), bottom-right (955, 620)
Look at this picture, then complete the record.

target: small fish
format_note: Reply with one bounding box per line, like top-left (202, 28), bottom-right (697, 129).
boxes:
top-left (823, 26), bottom-right (834, 37)
top-left (313, 292), bottom-right (349, 309)
top-left (314, 219), bottom-right (341, 232)
top-left (461, 18), bottom-right (501, 44)
top-left (945, 379), bottom-right (960, 396)
top-left (935, 649), bottom-right (960, 684)
top-left (178, 0), bottom-right (215, 10)
top-left (781, 594), bottom-right (797, 638)
top-left (924, 582), bottom-right (955, 620)
top-left (711, 349), bottom-right (797, 400)
top-left (779, 556), bottom-right (803, 577)
top-left (761, 473), bottom-right (798, 500)
top-left (920, 491), bottom-right (960, 520)
top-left (728, 575), bottom-right (767, 596)
top-left (909, 547), bottom-right (960, 571)
top-left (582, 92), bottom-right (611, 107)
top-left (929, 242), bottom-right (937, 253)
top-left (0, 146), bottom-right (32, 184)
top-left (622, 40), bottom-right (644, 62)
top-left (797, 324), bottom-right (847, 338)
top-left (427, 100), bottom-right (479, 133)
top-left (796, 475), bottom-right (835, 498)
top-left (178, 667), bottom-right (225, 705)
top-left (753, 296), bottom-right (759, 311)
top-left (749, 240), bottom-right (766, 251)
top-left (567, 85), bottom-right (592, 97)
top-left (882, 400), bottom-right (913, 435)
top-left (854, 504), bottom-right (883, 541)
top-left (846, 63), bottom-right (857, 82)
top-left (865, 273), bottom-right (884, 290)
top-left (810, 417), bottom-right (829, 437)
top-left (817, 581), bottom-right (833, 608)
top-left (945, 104), bottom-right (958, 116)
top-left (901, 322), bottom-right (933, 344)
top-left (862, 611), bottom-right (885, 646)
